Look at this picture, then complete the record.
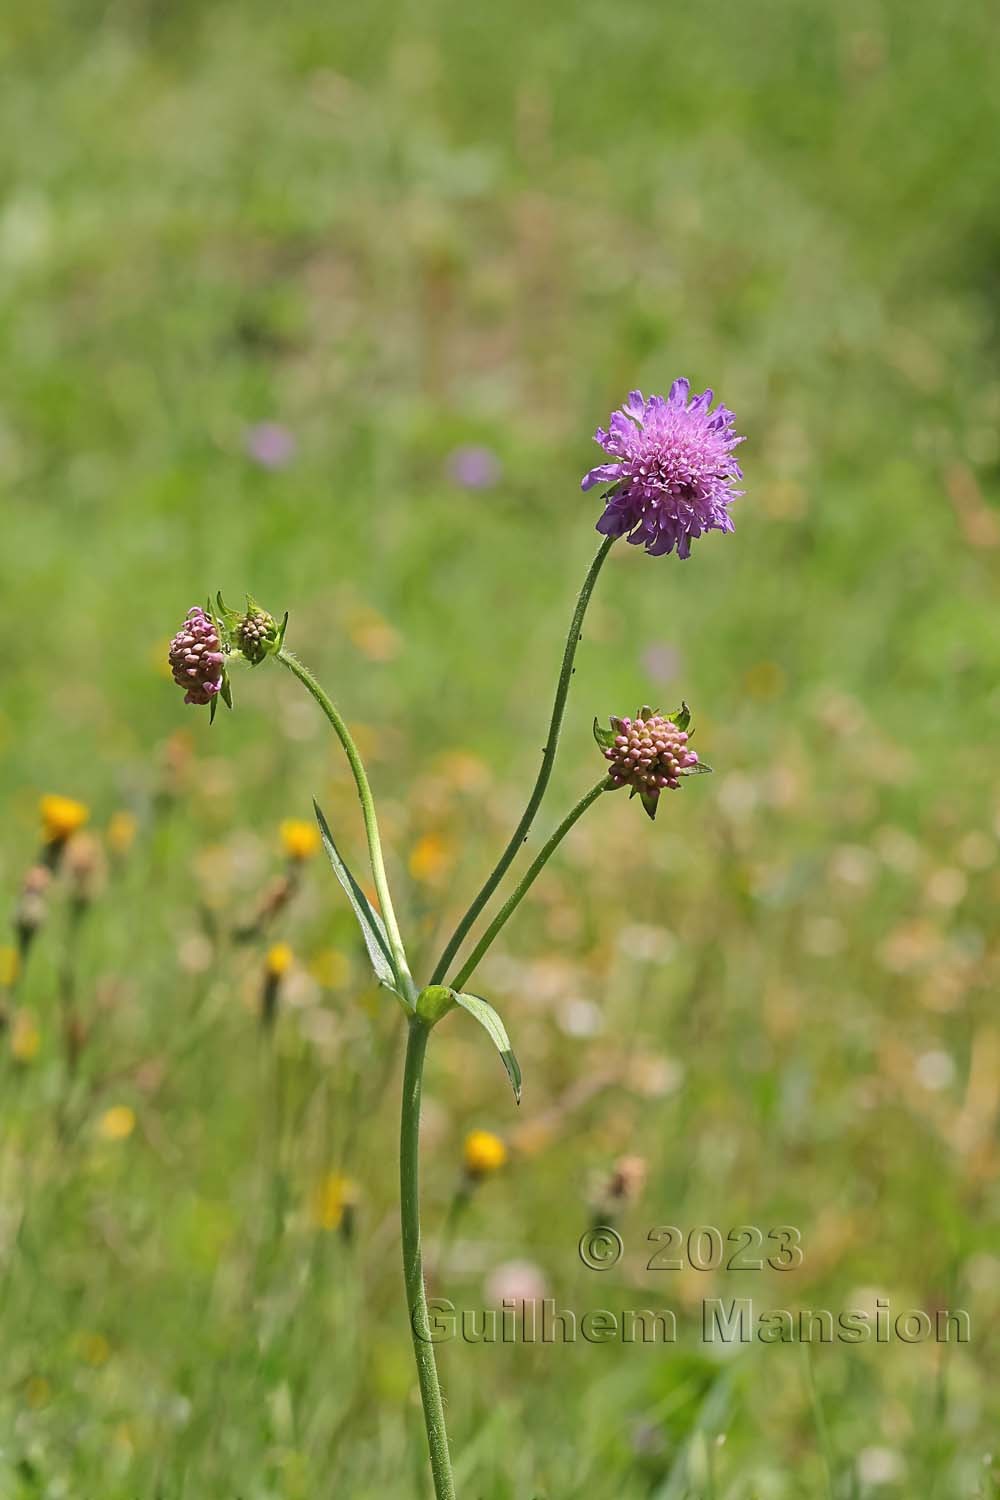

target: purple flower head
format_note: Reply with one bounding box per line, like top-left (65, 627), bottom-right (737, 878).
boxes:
top-left (245, 422), bottom-right (297, 471)
top-left (595, 704), bottom-right (709, 820)
top-left (582, 381), bottom-right (745, 559)
top-left (169, 607), bottom-right (225, 706)
top-left (446, 444), bottom-right (501, 491)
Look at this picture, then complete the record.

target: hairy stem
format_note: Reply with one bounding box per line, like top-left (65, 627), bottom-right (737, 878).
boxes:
top-left (430, 536), bottom-right (615, 986)
top-left (400, 1017), bottom-right (456, 1500)
top-left (450, 779), bottom-right (610, 992)
top-left (277, 649), bottom-right (413, 999)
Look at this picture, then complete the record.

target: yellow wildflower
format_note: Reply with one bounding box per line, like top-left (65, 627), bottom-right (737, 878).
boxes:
top-left (310, 1173), bottom-right (360, 1231)
top-left (0, 945), bottom-right (19, 989)
top-left (75, 1331), bottom-right (111, 1367)
top-left (463, 1129), bottom-right (508, 1178)
top-left (98, 1106), bottom-right (136, 1142)
top-left (280, 819), bottom-right (321, 861)
top-left (107, 811), bottom-right (138, 856)
top-left (266, 942), bottom-right (294, 978)
top-left (40, 794), bottom-right (89, 846)
top-left (10, 1010), bottom-right (40, 1063)
top-left (409, 833), bottom-right (454, 887)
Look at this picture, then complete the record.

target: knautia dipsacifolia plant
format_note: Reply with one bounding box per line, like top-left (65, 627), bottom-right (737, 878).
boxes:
top-left (167, 382), bottom-right (745, 1499)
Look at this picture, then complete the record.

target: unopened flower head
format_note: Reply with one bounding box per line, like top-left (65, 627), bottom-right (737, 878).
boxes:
top-left (463, 1129), bottom-right (508, 1179)
top-left (596, 705), bottom-right (708, 820)
top-left (237, 605), bottom-right (280, 666)
top-left (40, 794), bottom-right (89, 846)
top-left (65, 833), bottom-right (106, 904)
top-left (582, 381), bottom-right (745, 559)
top-left (168, 607), bottom-right (225, 706)
top-left (592, 1154), bottom-right (648, 1215)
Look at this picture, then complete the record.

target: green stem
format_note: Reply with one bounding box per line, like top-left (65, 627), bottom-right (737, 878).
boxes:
top-left (430, 536), bottom-right (615, 986)
top-left (400, 1017), bottom-right (456, 1500)
top-left (451, 779), bottom-right (610, 992)
top-left (277, 649), bottom-right (414, 999)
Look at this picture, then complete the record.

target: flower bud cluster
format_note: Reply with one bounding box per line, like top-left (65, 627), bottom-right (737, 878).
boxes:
top-left (602, 712), bottom-right (699, 793)
top-left (168, 608), bottom-right (224, 706)
top-left (237, 607), bottom-right (279, 666)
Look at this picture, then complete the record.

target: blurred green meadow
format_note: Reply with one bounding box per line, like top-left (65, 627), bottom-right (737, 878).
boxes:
top-left (2, 0), bottom-right (1000, 1493)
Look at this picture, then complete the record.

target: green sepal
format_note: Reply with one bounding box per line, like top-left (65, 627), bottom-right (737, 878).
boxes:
top-left (209, 664), bottom-right (234, 723)
top-left (684, 760), bottom-right (713, 775)
top-left (593, 717), bottom-right (615, 750)
top-left (276, 611), bottom-right (289, 652)
top-left (415, 985), bottom-right (457, 1026)
top-left (637, 704), bottom-right (657, 722)
top-left (215, 591), bottom-right (242, 633)
top-left (667, 702), bottom-right (691, 732)
top-left (640, 789), bottom-right (660, 821)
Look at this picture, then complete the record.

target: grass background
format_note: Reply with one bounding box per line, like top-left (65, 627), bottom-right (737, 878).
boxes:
top-left (2, 0), bottom-right (1000, 1494)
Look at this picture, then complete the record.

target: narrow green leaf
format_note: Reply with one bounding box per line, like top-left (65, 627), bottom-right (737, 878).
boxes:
top-left (453, 991), bottom-right (522, 1103)
top-left (313, 800), bottom-right (401, 996)
top-left (685, 760), bottom-right (713, 775)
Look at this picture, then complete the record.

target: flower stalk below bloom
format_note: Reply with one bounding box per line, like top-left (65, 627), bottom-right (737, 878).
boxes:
top-left (430, 536), bottom-right (615, 986)
top-left (450, 777), bottom-right (611, 993)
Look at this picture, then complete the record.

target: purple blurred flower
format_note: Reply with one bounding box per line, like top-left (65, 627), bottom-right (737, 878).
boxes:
top-left (582, 381), bottom-right (745, 559)
top-left (446, 444), bottom-right (501, 490)
top-left (169, 607), bottom-right (225, 706)
top-left (245, 422), bottom-right (297, 471)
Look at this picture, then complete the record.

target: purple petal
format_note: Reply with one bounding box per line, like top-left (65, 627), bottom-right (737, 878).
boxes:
top-left (608, 411), bottom-right (637, 444)
top-left (581, 463), bottom-right (622, 492)
top-left (596, 505), bottom-right (632, 538)
top-left (668, 378), bottom-right (690, 407)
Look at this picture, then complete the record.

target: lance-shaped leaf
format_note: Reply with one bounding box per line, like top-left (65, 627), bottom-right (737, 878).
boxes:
top-left (313, 800), bottom-right (402, 997)
top-left (453, 991), bottom-right (522, 1104)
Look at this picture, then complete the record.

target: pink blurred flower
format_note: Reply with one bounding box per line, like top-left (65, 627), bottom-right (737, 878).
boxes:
top-left (446, 445), bottom-right (501, 490)
top-left (245, 422), bottom-right (297, 470)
